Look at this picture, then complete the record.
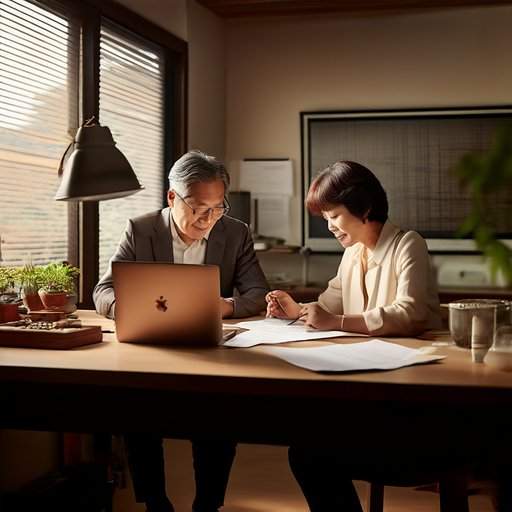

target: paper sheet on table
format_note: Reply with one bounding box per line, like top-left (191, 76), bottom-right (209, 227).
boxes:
top-left (223, 318), bottom-right (367, 348)
top-left (264, 339), bottom-right (445, 372)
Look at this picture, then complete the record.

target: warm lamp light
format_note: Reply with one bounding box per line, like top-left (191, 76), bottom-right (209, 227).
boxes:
top-left (55, 117), bottom-right (144, 201)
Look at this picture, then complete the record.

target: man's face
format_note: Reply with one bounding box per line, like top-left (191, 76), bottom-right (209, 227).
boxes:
top-left (167, 179), bottom-right (226, 242)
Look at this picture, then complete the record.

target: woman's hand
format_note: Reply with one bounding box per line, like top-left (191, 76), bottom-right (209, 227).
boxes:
top-left (265, 290), bottom-right (301, 320)
top-left (299, 303), bottom-right (341, 331)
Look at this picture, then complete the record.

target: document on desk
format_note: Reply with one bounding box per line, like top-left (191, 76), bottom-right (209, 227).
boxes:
top-left (223, 318), bottom-right (366, 348)
top-left (264, 339), bottom-right (445, 372)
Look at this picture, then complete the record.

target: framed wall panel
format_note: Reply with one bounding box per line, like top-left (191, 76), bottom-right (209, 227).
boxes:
top-left (301, 107), bottom-right (512, 252)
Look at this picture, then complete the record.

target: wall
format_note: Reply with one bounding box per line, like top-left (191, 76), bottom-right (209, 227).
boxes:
top-left (0, 430), bottom-right (60, 493)
top-left (114, 0), bottom-right (188, 42)
top-left (187, 0), bottom-right (226, 158)
top-left (225, 6), bottom-right (512, 285)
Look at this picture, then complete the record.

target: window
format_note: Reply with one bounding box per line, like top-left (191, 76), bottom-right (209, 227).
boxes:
top-left (0, 0), bottom-right (186, 306)
top-left (0, 0), bottom-right (79, 266)
top-left (98, 21), bottom-right (165, 276)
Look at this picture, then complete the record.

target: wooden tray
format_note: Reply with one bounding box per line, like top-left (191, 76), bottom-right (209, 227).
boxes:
top-left (0, 325), bottom-right (103, 349)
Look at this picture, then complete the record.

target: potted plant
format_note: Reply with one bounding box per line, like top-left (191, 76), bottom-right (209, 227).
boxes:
top-left (38, 263), bottom-right (80, 311)
top-left (0, 266), bottom-right (20, 323)
top-left (455, 123), bottom-right (512, 286)
top-left (16, 263), bottom-right (44, 312)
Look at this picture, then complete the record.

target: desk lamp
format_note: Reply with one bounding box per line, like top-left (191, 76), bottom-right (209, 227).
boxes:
top-left (55, 117), bottom-right (143, 201)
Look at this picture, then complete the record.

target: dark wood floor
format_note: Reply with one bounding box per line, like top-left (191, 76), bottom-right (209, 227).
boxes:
top-left (114, 440), bottom-right (494, 512)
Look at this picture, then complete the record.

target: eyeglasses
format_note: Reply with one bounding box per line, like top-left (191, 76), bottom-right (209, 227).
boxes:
top-left (174, 191), bottom-right (231, 218)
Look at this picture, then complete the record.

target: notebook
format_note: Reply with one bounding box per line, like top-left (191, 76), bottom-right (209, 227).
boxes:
top-left (112, 261), bottom-right (229, 346)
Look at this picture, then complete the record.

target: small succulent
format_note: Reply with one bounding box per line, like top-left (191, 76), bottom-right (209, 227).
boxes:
top-left (16, 264), bottom-right (43, 294)
top-left (0, 266), bottom-right (18, 303)
top-left (38, 263), bottom-right (80, 293)
top-left (0, 267), bottom-right (16, 293)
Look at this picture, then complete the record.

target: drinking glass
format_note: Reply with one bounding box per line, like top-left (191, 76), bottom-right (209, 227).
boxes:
top-left (486, 324), bottom-right (512, 371)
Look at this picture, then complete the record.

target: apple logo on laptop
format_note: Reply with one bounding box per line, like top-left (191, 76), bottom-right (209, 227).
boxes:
top-left (155, 296), bottom-right (168, 312)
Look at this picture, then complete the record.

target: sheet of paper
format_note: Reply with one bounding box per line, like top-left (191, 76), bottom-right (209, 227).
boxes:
top-left (239, 160), bottom-right (293, 196)
top-left (255, 194), bottom-right (290, 240)
top-left (224, 318), bottom-right (366, 348)
top-left (264, 339), bottom-right (445, 372)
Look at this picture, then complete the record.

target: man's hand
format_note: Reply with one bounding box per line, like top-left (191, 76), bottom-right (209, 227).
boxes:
top-left (221, 298), bottom-right (234, 319)
top-left (265, 290), bottom-right (301, 320)
top-left (300, 303), bottom-right (341, 331)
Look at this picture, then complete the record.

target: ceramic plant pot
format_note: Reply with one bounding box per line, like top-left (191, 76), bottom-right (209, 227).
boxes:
top-left (21, 291), bottom-right (45, 312)
top-left (0, 303), bottom-right (20, 323)
top-left (63, 292), bottom-right (78, 314)
top-left (38, 290), bottom-right (67, 310)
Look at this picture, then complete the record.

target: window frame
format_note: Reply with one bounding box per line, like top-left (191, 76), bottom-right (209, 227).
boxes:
top-left (33, 0), bottom-right (188, 308)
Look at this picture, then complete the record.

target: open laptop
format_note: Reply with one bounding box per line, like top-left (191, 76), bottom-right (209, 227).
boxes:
top-left (112, 261), bottom-right (226, 346)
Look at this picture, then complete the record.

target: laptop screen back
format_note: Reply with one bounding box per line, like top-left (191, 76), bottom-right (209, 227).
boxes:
top-left (112, 262), bottom-right (222, 345)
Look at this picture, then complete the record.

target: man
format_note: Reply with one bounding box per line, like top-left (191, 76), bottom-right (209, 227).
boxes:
top-left (93, 150), bottom-right (269, 512)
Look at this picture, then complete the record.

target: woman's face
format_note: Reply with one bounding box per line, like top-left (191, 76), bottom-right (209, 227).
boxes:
top-left (322, 204), bottom-right (365, 248)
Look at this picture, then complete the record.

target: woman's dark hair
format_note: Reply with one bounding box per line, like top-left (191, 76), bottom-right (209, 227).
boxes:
top-left (306, 161), bottom-right (388, 223)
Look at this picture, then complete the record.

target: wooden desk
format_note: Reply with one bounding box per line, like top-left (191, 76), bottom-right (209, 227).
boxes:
top-left (1, 311), bottom-right (511, 455)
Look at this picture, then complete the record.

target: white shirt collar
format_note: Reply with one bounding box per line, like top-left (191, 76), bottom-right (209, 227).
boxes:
top-left (351, 220), bottom-right (401, 267)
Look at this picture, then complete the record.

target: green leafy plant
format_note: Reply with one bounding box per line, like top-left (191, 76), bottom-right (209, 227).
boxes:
top-left (0, 267), bottom-right (16, 294)
top-left (16, 264), bottom-right (43, 294)
top-left (455, 123), bottom-right (512, 285)
top-left (38, 263), bottom-right (80, 293)
top-left (0, 266), bottom-right (18, 305)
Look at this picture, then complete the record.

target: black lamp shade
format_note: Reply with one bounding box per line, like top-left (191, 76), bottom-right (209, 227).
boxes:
top-left (55, 123), bottom-right (144, 201)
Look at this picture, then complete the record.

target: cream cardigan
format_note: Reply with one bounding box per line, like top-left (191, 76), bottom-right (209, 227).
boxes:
top-left (317, 221), bottom-right (441, 336)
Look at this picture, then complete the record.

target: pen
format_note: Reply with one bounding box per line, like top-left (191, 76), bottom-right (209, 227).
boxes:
top-left (222, 329), bottom-right (239, 342)
top-left (288, 312), bottom-right (307, 326)
top-left (270, 294), bottom-right (303, 325)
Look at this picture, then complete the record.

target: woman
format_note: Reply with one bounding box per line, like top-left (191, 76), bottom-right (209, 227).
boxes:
top-left (266, 160), bottom-right (441, 336)
top-left (267, 161), bottom-right (443, 512)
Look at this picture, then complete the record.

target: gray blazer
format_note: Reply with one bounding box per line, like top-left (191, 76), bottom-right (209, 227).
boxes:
top-left (93, 208), bottom-right (269, 319)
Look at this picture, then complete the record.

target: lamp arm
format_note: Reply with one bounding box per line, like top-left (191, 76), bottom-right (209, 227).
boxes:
top-left (57, 141), bottom-right (74, 177)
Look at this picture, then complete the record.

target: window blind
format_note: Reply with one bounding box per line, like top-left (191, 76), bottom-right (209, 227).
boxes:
top-left (98, 21), bottom-right (165, 276)
top-left (0, 0), bottom-right (78, 266)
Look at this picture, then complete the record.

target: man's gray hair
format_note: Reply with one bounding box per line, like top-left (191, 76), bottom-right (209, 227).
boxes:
top-left (168, 150), bottom-right (230, 195)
